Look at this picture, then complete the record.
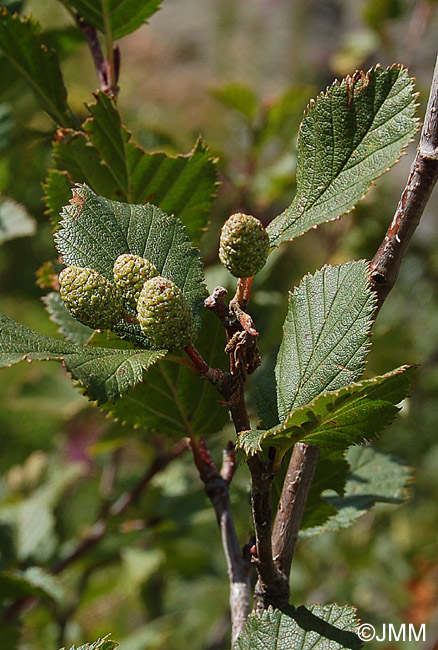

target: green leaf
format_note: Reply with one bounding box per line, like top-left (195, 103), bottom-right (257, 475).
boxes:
top-left (301, 451), bottom-right (349, 530)
top-left (64, 635), bottom-right (118, 650)
top-left (0, 311), bottom-right (166, 403)
top-left (0, 568), bottom-right (62, 602)
top-left (0, 622), bottom-right (20, 649)
top-left (61, 0), bottom-right (162, 39)
top-left (276, 261), bottom-right (375, 421)
top-left (234, 604), bottom-right (362, 650)
top-left (0, 9), bottom-right (74, 127)
top-left (42, 292), bottom-right (94, 345)
top-left (47, 93), bottom-right (218, 242)
top-left (301, 446), bottom-right (412, 538)
top-left (238, 365), bottom-right (415, 455)
top-left (255, 359), bottom-right (279, 429)
top-left (102, 310), bottom-right (229, 436)
top-left (53, 184), bottom-right (206, 346)
top-left (0, 103), bottom-right (13, 150)
top-left (267, 65), bottom-right (418, 247)
top-left (52, 129), bottom-right (116, 199)
top-left (210, 83), bottom-right (258, 122)
top-left (260, 86), bottom-right (314, 146)
top-left (0, 196), bottom-right (36, 245)
top-left (43, 169), bottom-right (73, 225)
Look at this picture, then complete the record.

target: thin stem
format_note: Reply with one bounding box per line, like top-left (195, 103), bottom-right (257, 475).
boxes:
top-left (190, 437), bottom-right (251, 644)
top-left (370, 54), bottom-right (438, 312)
top-left (206, 288), bottom-right (280, 611)
top-left (101, 0), bottom-right (118, 96)
top-left (242, 277), bottom-right (254, 309)
top-left (249, 454), bottom-right (289, 613)
top-left (76, 15), bottom-right (109, 92)
top-left (183, 344), bottom-right (233, 393)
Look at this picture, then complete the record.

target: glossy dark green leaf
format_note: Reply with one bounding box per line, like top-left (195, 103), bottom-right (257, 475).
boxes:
top-left (43, 169), bottom-right (73, 226)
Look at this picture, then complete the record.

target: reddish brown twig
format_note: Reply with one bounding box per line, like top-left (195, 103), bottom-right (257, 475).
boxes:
top-left (370, 55), bottom-right (438, 311)
top-left (76, 14), bottom-right (120, 96)
top-left (183, 344), bottom-right (233, 394)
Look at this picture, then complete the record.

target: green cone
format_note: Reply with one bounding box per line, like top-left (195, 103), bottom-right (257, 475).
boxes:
top-left (219, 212), bottom-right (270, 278)
top-left (113, 253), bottom-right (158, 309)
top-left (137, 276), bottom-right (196, 350)
top-left (59, 266), bottom-right (123, 329)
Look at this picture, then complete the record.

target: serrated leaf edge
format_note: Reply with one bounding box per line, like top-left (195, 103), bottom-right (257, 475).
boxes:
top-left (238, 364), bottom-right (416, 455)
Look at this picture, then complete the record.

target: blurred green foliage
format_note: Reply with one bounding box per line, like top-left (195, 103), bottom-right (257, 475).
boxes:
top-left (0, 1), bottom-right (437, 649)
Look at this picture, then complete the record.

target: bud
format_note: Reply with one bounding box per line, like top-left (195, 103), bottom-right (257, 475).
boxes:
top-left (219, 213), bottom-right (270, 278)
top-left (137, 276), bottom-right (196, 350)
top-left (113, 253), bottom-right (158, 309)
top-left (59, 266), bottom-right (122, 329)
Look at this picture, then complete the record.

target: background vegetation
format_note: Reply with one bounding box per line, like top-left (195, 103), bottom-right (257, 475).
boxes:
top-left (0, 0), bottom-right (437, 648)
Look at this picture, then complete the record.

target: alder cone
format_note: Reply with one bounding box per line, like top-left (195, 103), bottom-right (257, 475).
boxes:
top-left (219, 212), bottom-right (270, 278)
top-left (59, 266), bottom-right (122, 329)
top-left (113, 253), bottom-right (158, 309)
top-left (137, 276), bottom-right (196, 351)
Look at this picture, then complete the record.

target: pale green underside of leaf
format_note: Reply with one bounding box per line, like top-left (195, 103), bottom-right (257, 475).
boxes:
top-left (54, 184), bottom-right (206, 346)
top-left (60, 0), bottom-right (162, 40)
top-left (276, 261), bottom-right (376, 422)
top-left (43, 292), bottom-right (94, 345)
top-left (102, 310), bottom-right (229, 437)
top-left (0, 568), bottom-right (61, 602)
top-left (0, 196), bottom-right (36, 244)
top-left (301, 446), bottom-right (412, 537)
top-left (267, 65), bottom-right (418, 247)
top-left (0, 312), bottom-right (166, 403)
top-left (0, 9), bottom-right (74, 126)
top-left (300, 450), bottom-right (349, 530)
top-left (46, 92), bottom-right (218, 243)
top-left (238, 365), bottom-right (414, 455)
top-left (234, 604), bottom-right (361, 650)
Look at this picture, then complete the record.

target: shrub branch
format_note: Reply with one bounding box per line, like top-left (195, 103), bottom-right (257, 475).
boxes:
top-left (370, 54), bottom-right (438, 310)
top-left (271, 52), bottom-right (438, 595)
